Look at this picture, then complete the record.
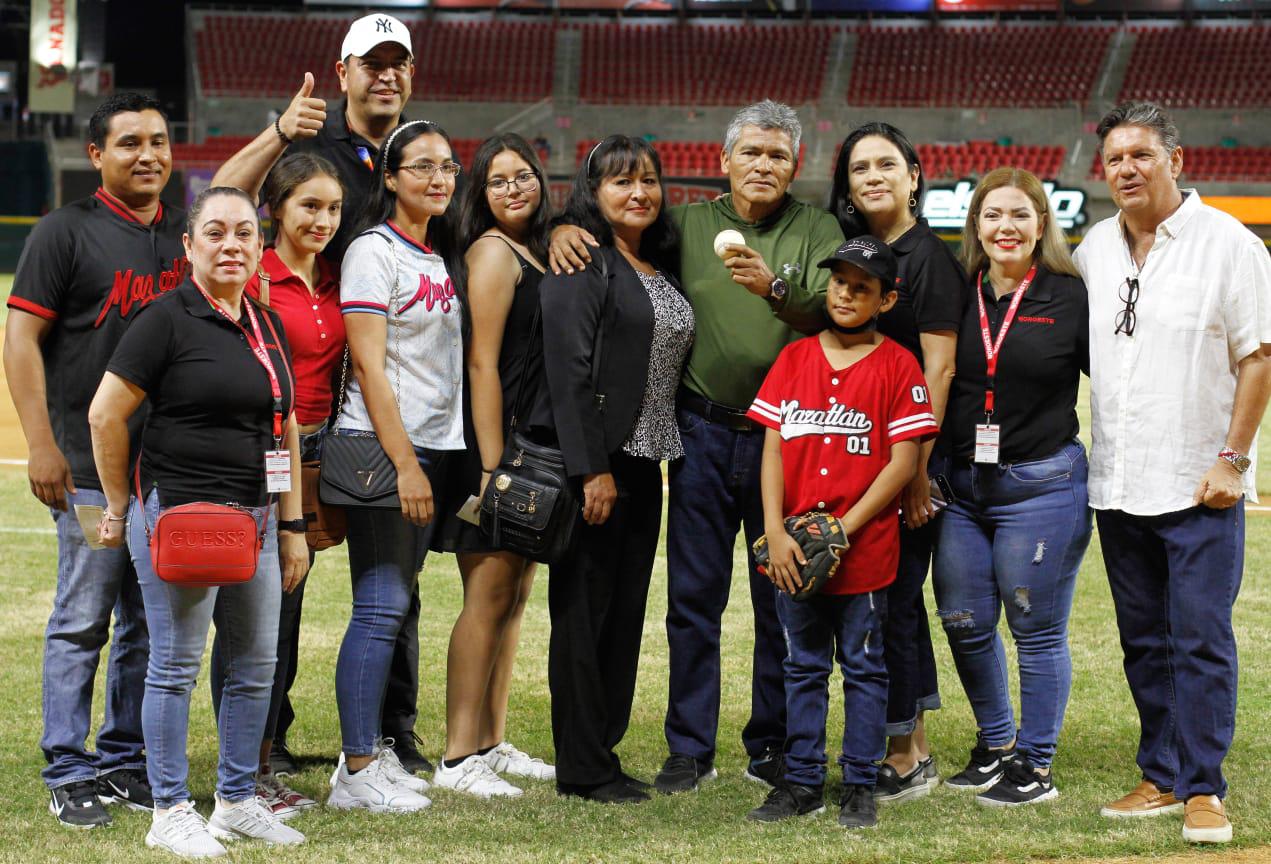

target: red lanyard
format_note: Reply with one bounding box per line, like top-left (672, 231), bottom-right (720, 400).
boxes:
top-left (195, 282), bottom-right (291, 444)
top-left (975, 265), bottom-right (1036, 418)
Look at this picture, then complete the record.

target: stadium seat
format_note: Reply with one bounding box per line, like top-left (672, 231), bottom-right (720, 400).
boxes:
top-left (1119, 24), bottom-right (1271, 109)
top-left (848, 25), bottom-right (1112, 108)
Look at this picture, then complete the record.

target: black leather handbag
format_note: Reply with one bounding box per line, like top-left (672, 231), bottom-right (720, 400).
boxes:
top-left (479, 255), bottom-right (610, 563)
top-left (319, 232), bottom-right (404, 511)
top-left (319, 431), bottom-right (400, 509)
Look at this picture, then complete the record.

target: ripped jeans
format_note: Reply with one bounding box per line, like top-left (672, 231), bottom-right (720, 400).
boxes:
top-left (931, 439), bottom-right (1091, 769)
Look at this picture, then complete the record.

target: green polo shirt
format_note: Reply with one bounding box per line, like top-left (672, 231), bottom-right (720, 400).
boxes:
top-left (673, 194), bottom-right (844, 410)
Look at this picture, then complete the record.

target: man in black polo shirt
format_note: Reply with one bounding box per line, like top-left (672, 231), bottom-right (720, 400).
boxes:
top-left (4, 92), bottom-right (187, 828)
top-left (212, 12), bottom-right (433, 775)
top-left (213, 11), bottom-right (413, 263)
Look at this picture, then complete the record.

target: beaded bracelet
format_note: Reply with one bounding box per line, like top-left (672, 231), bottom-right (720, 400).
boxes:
top-left (274, 116), bottom-right (291, 146)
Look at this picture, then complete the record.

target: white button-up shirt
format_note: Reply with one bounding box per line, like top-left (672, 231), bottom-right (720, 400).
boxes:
top-left (1074, 190), bottom-right (1271, 515)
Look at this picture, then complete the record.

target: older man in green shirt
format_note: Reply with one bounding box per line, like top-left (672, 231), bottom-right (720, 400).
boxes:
top-left (552, 101), bottom-right (844, 795)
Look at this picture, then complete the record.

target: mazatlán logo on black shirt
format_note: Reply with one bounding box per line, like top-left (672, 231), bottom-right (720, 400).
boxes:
top-left (94, 256), bottom-right (190, 327)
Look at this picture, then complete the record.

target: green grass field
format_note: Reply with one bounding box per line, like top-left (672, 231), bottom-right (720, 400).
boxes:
top-left (2, 272), bottom-right (1269, 862)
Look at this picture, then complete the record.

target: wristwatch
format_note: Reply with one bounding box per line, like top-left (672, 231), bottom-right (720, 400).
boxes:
top-left (1218, 448), bottom-right (1252, 474)
top-left (768, 277), bottom-right (788, 302)
top-left (277, 518), bottom-right (307, 534)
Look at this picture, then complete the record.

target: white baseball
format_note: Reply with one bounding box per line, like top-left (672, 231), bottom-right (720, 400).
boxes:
top-left (713, 229), bottom-right (746, 259)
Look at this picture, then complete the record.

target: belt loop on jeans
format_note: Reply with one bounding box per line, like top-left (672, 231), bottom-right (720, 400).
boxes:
top-left (677, 387), bottom-right (762, 433)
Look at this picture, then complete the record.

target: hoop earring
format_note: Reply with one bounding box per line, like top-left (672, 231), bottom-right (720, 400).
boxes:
top-left (909, 196), bottom-right (918, 209)
top-left (845, 202), bottom-right (855, 215)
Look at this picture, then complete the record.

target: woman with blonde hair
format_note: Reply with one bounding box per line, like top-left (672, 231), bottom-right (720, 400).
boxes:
top-left (931, 167), bottom-right (1092, 807)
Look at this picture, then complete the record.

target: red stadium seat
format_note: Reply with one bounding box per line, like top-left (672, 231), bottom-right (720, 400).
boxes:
top-left (195, 14), bottom-right (554, 102)
top-left (1119, 24), bottom-right (1270, 109)
top-left (848, 25), bottom-right (1112, 109)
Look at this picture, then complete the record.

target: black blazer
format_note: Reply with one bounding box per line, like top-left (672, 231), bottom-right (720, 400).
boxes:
top-left (537, 246), bottom-right (673, 478)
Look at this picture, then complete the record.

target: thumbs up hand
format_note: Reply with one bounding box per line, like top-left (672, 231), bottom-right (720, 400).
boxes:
top-left (278, 72), bottom-right (326, 142)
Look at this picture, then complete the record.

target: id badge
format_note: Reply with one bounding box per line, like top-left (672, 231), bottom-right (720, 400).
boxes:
top-left (265, 450), bottom-right (292, 493)
top-left (974, 424), bottom-right (1001, 464)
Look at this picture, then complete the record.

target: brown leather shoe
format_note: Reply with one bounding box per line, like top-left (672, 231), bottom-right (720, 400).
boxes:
top-left (1183, 794), bottom-right (1232, 844)
top-left (1100, 780), bottom-right (1184, 818)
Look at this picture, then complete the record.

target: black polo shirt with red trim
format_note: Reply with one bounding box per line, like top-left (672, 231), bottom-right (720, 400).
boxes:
top-left (108, 280), bottom-right (294, 508)
top-left (8, 188), bottom-right (188, 490)
top-left (944, 266), bottom-right (1089, 464)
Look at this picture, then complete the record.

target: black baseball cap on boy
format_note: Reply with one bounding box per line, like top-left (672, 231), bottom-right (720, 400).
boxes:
top-left (817, 236), bottom-right (898, 289)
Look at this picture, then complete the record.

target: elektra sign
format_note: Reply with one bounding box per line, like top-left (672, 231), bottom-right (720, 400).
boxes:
top-left (923, 180), bottom-right (1088, 231)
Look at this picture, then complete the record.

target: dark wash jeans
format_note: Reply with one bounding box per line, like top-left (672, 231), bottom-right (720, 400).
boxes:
top-left (1096, 503), bottom-right (1244, 800)
top-left (932, 439), bottom-right (1092, 769)
top-left (334, 447), bottom-right (451, 757)
top-left (41, 487), bottom-right (148, 789)
top-left (664, 408), bottom-right (786, 763)
top-left (885, 509), bottom-right (942, 736)
top-left (778, 588), bottom-right (888, 788)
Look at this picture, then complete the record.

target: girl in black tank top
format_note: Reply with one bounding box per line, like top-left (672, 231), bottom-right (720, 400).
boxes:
top-left (433, 136), bottom-right (557, 794)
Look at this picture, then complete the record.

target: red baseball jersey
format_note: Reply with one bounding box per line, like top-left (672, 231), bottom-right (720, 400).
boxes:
top-left (747, 335), bottom-right (938, 595)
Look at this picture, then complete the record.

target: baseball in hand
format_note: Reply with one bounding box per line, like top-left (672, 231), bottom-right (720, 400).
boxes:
top-left (713, 229), bottom-right (746, 259)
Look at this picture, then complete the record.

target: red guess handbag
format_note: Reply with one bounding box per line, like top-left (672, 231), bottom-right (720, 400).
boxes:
top-left (136, 465), bottom-right (264, 587)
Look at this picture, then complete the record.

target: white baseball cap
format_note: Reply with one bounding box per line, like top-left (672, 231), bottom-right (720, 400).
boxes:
top-left (340, 13), bottom-right (413, 61)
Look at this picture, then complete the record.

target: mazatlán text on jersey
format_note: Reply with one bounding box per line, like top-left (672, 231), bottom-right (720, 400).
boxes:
top-left (779, 399), bottom-right (874, 440)
top-left (94, 257), bottom-right (190, 327)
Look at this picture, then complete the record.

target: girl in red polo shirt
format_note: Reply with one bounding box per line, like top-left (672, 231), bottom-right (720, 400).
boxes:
top-left (210, 153), bottom-right (346, 819)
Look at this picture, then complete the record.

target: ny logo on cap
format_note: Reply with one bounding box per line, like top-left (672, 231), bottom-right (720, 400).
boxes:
top-left (376, 17), bottom-right (393, 32)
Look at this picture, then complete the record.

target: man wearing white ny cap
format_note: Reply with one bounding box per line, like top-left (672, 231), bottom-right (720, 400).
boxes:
top-left (214, 12), bottom-right (414, 262)
top-left (213, 12), bottom-right (432, 780)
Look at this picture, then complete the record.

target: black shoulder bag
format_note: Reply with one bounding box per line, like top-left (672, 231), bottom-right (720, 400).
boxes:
top-left (319, 232), bottom-right (405, 509)
top-left (479, 254), bottom-right (610, 563)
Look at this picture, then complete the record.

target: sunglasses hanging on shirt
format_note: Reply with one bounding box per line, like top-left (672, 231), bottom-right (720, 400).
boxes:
top-left (1115, 277), bottom-right (1139, 337)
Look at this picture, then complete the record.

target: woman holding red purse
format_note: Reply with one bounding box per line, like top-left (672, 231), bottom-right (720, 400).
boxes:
top-left (89, 186), bottom-right (309, 858)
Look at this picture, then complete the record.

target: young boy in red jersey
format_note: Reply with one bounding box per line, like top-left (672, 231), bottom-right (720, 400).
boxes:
top-left (744, 237), bottom-right (938, 829)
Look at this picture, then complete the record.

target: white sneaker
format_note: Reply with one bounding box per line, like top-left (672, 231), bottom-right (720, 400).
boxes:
top-left (484, 741), bottom-right (556, 781)
top-left (376, 737), bottom-right (431, 792)
top-left (208, 796), bottom-right (305, 846)
top-left (327, 752), bottom-right (432, 813)
top-left (433, 754), bottom-right (524, 799)
top-left (145, 801), bottom-right (228, 859)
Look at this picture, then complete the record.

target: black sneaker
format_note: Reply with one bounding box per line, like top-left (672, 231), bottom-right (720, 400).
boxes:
top-left (389, 731), bottom-right (434, 775)
top-left (654, 754), bottom-right (717, 794)
top-left (49, 781), bottom-right (111, 829)
top-left (620, 772), bottom-right (653, 793)
top-left (873, 760), bottom-right (933, 803)
top-left (744, 746), bottom-right (786, 788)
top-left (96, 768), bottom-right (154, 811)
top-left (558, 779), bottom-right (650, 804)
top-left (747, 782), bottom-right (825, 823)
top-left (946, 737), bottom-right (1016, 792)
top-left (269, 740), bottom-right (300, 777)
top-left (976, 758), bottom-right (1058, 807)
top-left (838, 783), bottom-right (879, 829)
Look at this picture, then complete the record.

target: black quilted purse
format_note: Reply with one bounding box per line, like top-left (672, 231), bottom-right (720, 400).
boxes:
top-left (479, 255), bottom-right (609, 563)
top-left (319, 232), bottom-right (404, 510)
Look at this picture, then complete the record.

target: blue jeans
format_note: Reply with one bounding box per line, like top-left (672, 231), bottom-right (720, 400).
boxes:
top-left (41, 487), bottom-right (148, 789)
top-left (335, 449), bottom-right (449, 757)
top-left (665, 409), bottom-right (785, 762)
top-left (932, 440), bottom-right (1092, 769)
top-left (129, 490), bottom-right (280, 808)
top-left (209, 424), bottom-right (324, 744)
top-left (778, 589), bottom-right (888, 788)
top-left (1096, 504), bottom-right (1244, 800)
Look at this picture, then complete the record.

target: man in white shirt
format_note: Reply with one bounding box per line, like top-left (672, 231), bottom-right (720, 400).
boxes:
top-left (1074, 100), bottom-right (1271, 846)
